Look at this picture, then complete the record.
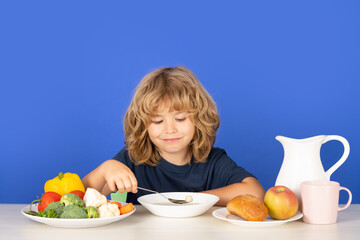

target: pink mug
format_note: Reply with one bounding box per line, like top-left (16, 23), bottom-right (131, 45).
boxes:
top-left (300, 180), bottom-right (352, 224)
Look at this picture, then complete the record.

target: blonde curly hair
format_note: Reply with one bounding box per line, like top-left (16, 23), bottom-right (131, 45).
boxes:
top-left (124, 66), bottom-right (220, 166)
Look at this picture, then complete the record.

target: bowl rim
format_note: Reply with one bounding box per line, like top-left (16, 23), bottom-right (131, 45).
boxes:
top-left (137, 192), bottom-right (219, 205)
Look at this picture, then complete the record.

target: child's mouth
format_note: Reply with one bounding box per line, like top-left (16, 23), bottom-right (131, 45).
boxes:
top-left (163, 138), bottom-right (181, 143)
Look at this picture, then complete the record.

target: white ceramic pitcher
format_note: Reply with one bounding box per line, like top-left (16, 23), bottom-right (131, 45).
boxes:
top-left (275, 135), bottom-right (350, 199)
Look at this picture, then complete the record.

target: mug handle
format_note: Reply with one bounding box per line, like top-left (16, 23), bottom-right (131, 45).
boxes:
top-left (324, 135), bottom-right (350, 179)
top-left (338, 187), bottom-right (352, 211)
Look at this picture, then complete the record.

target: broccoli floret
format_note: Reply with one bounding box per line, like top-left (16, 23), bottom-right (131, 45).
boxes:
top-left (85, 206), bottom-right (99, 218)
top-left (60, 204), bottom-right (87, 219)
top-left (60, 193), bottom-right (84, 207)
top-left (44, 201), bottom-right (64, 216)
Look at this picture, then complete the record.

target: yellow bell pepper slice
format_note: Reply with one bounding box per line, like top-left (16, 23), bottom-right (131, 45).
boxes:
top-left (44, 172), bottom-right (85, 196)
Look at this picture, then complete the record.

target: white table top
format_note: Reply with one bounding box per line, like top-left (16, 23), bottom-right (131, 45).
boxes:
top-left (1, 204), bottom-right (359, 240)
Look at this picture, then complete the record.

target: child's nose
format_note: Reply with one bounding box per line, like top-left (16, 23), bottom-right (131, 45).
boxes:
top-left (164, 120), bottom-right (176, 133)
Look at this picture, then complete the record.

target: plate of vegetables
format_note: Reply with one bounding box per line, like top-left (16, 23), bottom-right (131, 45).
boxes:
top-left (21, 187), bottom-right (136, 228)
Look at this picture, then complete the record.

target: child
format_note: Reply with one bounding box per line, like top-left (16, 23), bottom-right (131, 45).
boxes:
top-left (82, 66), bottom-right (265, 206)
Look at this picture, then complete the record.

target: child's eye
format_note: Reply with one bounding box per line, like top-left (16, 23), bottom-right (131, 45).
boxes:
top-left (152, 120), bottom-right (163, 124)
top-left (176, 117), bottom-right (186, 122)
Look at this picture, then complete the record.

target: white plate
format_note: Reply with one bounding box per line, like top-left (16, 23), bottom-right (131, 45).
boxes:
top-left (21, 202), bottom-right (136, 228)
top-left (212, 208), bottom-right (303, 227)
top-left (137, 192), bottom-right (219, 218)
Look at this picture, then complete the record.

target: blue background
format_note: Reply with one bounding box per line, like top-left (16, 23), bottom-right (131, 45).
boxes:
top-left (1, 1), bottom-right (359, 204)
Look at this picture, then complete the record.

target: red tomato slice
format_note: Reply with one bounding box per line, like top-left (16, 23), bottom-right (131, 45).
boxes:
top-left (38, 192), bottom-right (61, 212)
top-left (70, 190), bottom-right (85, 200)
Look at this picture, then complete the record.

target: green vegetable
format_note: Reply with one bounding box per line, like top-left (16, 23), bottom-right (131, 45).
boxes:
top-left (46, 209), bottom-right (60, 218)
top-left (44, 201), bottom-right (64, 216)
top-left (24, 198), bottom-right (41, 216)
top-left (37, 211), bottom-right (46, 217)
top-left (24, 210), bottom-right (37, 216)
top-left (85, 206), bottom-right (99, 218)
top-left (60, 193), bottom-right (84, 207)
top-left (60, 204), bottom-right (87, 218)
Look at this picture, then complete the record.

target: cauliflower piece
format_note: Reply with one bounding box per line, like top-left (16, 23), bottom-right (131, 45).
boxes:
top-left (97, 203), bottom-right (120, 218)
top-left (185, 195), bottom-right (193, 203)
top-left (83, 188), bottom-right (119, 218)
top-left (83, 188), bottom-right (107, 208)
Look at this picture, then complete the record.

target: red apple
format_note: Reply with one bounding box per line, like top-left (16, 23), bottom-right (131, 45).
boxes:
top-left (264, 186), bottom-right (299, 220)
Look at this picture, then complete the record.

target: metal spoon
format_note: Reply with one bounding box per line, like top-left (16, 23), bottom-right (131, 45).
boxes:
top-left (137, 187), bottom-right (192, 204)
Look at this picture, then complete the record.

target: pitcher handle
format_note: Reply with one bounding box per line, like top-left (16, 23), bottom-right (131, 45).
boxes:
top-left (323, 135), bottom-right (350, 179)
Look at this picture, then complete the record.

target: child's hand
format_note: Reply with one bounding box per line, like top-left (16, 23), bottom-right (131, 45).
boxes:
top-left (100, 160), bottom-right (138, 194)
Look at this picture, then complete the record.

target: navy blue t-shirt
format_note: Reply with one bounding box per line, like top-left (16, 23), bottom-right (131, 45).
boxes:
top-left (113, 147), bottom-right (255, 204)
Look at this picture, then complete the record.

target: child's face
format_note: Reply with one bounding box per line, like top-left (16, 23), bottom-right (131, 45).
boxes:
top-left (147, 97), bottom-right (195, 164)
